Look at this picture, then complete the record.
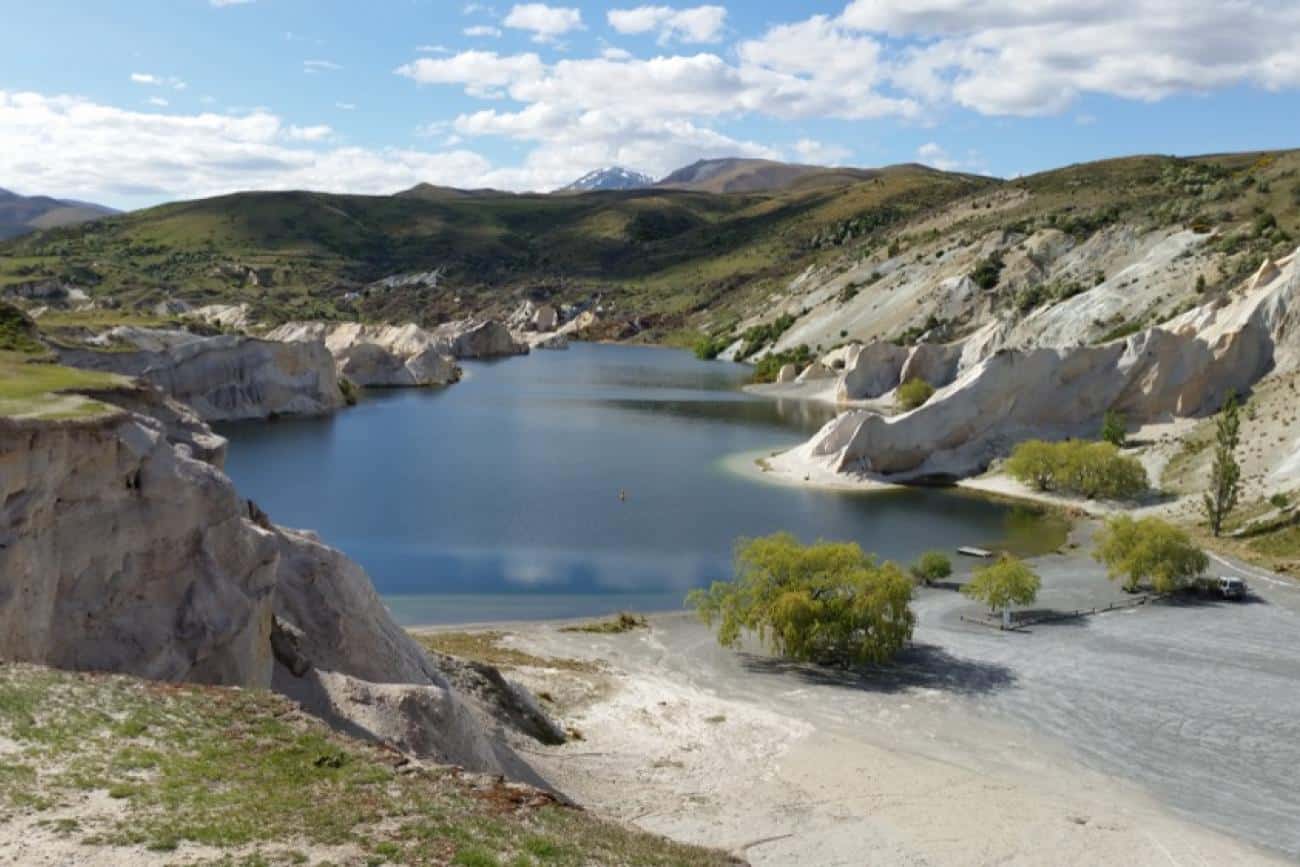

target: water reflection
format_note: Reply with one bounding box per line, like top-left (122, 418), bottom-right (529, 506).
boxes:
top-left (219, 343), bottom-right (1059, 624)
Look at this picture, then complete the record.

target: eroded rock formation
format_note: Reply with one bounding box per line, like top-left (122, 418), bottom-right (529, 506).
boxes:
top-left (58, 328), bottom-right (343, 421)
top-left (798, 248), bottom-right (1300, 480)
top-left (267, 321), bottom-right (462, 387)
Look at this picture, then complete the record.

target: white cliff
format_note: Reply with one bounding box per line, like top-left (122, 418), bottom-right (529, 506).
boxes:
top-left (795, 248), bottom-right (1300, 481)
top-left (58, 328), bottom-right (343, 421)
top-left (0, 403), bottom-right (558, 779)
top-left (267, 321), bottom-right (462, 387)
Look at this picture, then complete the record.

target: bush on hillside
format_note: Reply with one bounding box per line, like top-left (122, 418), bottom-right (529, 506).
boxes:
top-left (896, 378), bottom-right (935, 410)
top-left (751, 345), bottom-right (812, 384)
top-left (687, 533), bottom-right (915, 667)
top-left (1005, 439), bottom-right (1149, 500)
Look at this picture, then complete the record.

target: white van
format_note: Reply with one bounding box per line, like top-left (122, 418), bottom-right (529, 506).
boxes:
top-left (1218, 576), bottom-right (1247, 600)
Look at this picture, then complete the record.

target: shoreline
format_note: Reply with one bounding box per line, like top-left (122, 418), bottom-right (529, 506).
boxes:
top-left (449, 596), bottom-right (1296, 866)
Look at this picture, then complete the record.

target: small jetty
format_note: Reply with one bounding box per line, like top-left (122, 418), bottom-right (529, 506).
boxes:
top-left (958, 546), bottom-right (994, 559)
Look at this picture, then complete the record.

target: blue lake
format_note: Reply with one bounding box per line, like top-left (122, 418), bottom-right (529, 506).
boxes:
top-left (219, 343), bottom-right (1057, 624)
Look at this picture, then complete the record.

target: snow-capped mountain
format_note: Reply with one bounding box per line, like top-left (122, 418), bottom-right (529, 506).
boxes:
top-left (557, 167), bottom-right (655, 193)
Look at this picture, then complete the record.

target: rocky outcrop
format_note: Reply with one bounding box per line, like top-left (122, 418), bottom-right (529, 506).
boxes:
top-left (186, 303), bottom-right (251, 332)
top-left (799, 247), bottom-right (1300, 480)
top-left (432, 319), bottom-right (529, 359)
top-left (57, 328), bottom-right (343, 422)
top-left (267, 322), bottom-right (462, 388)
top-left (76, 380), bottom-right (229, 467)
top-left (0, 405), bottom-right (557, 780)
top-left (0, 413), bottom-right (278, 687)
top-left (776, 363), bottom-right (799, 383)
top-left (835, 342), bottom-right (909, 401)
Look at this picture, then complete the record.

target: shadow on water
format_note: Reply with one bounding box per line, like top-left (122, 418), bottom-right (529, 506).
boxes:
top-left (736, 642), bottom-right (1017, 696)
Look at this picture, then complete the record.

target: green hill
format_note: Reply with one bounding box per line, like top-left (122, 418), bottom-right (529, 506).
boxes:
top-left (0, 164), bottom-right (990, 334)
top-left (2, 149), bottom-right (1298, 342)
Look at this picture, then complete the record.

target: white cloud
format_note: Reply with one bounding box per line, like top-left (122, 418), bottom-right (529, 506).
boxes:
top-left (464, 25), bottom-right (503, 37)
top-left (396, 51), bottom-right (545, 98)
top-left (916, 141), bottom-right (987, 174)
top-left (607, 5), bottom-right (727, 44)
top-left (303, 59), bottom-right (341, 73)
top-left (0, 90), bottom-right (495, 205)
top-left (131, 72), bottom-right (187, 90)
top-left (842, 0), bottom-right (1300, 116)
top-left (503, 4), bottom-right (583, 43)
top-left (793, 138), bottom-right (851, 165)
top-left (287, 124), bottom-right (333, 142)
top-left (147, 97), bottom-right (170, 108)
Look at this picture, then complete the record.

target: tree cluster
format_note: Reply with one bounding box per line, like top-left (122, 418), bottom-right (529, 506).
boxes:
top-left (1005, 439), bottom-right (1148, 500)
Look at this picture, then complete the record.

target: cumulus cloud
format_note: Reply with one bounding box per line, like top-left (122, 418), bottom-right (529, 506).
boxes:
top-left (464, 25), bottom-right (502, 37)
top-left (503, 4), bottom-right (583, 43)
top-left (607, 5), bottom-right (727, 44)
top-left (916, 141), bottom-right (987, 174)
top-left (841, 0), bottom-right (1300, 115)
top-left (0, 90), bottom-right (495, 205)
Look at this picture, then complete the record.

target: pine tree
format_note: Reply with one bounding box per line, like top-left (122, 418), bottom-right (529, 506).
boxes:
top-left (1202, 394), bottom-right (1242, 536)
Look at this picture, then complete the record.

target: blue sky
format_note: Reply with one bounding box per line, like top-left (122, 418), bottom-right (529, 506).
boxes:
top-left (2, 0), bottom-right (1299, 209)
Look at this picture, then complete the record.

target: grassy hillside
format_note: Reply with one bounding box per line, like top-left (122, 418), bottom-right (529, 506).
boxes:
top-left (0, 663), bottom-right (737, 866)
top-left (2, 150), bottom-right (1297, 341)
top-left (0, 165), bottom-right (990, 333)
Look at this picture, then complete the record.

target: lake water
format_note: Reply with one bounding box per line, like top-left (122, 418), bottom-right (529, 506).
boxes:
top-left (219, 343), bottom-right (1061, 625)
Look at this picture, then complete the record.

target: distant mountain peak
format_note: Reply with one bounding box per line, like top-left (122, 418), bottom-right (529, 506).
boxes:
top-left (558, 167), bottom-right (655, 193)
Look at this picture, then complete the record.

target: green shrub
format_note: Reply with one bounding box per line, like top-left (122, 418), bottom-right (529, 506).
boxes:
top-left (1005, 439), bottom-right (1149, 500)
top-left (692, 333), bottom-right (730, 360)
top-left (751, 345), bottom-right (812, 384)
top-left (687, 533), bottom-right (915, 667)
top-left (969, 253), bottom-right (1005, 290)
top-left (0, 302), bottom-right (43, 354)
top-left (1270, 492), bottom-right (1290, 509)
top-left (896, 378), bottom-right (935, 410)
top-left (737, 313), bottom-right (796, 359)
top-left (1093, 515), bottom-right (1208, 592)
top-left (1100, 409), bottom-right (1127, 447)
top-left (961, 555), bottom-right (1041, 614)
top-left (910, 551), bottom-right (952, 585)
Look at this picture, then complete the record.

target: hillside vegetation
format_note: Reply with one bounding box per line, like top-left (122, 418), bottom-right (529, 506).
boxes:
top-left (0, 663), bottom-right (737, 866)
top-left (0, 164), bottom-right (989, 331)
top-left (2, 150), bottom-right (1298, 347)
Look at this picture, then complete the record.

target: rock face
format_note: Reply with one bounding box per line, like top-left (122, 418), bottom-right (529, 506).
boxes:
top-left (57, 329), bottom-right (343, 422)
top-left (0, 405), bottom-right (557, 780)
top-left (267, 322), bottom-right (462, 388)
top-left (835, 342), bottom-right (909, 401)
top-left (800, 248), bottom-right (1300, 480)
top-left (776, 363), bottom-right (799, 384)
top-left (0, 413), bottom-right (278, 687)
top-left (432, 319), bottom-right (529, 359)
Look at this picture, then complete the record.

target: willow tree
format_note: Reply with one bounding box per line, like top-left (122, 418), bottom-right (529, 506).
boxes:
top-left (1094, 515), bottom-right (1208, 592)
top-left (1203, 394), bottom-right (1242, 536)
top-left (687, 533), bottom-right (915, 667)
top-left (961, 555), bottom-right (1041, 625)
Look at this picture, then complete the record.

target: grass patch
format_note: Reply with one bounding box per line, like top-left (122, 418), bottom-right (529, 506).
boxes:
top-left (412, 632), bottom-right (600, 673)
top-left (0, 352), bottom-right (126, 419)
top-left (559, 613), bottom-right (648, 634)
top-left (0, 663), bottom-right (736, 866)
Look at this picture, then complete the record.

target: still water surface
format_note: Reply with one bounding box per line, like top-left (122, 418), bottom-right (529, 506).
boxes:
top-left (219, 344), bottom-right (1057, 624)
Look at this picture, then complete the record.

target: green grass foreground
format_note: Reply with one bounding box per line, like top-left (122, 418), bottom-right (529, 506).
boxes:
top-left (0, 664), bottom-right (740, 866)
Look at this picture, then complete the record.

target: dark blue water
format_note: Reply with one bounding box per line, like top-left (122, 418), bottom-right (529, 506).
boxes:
top-left (219, 344), bottom-right (1054, 624)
